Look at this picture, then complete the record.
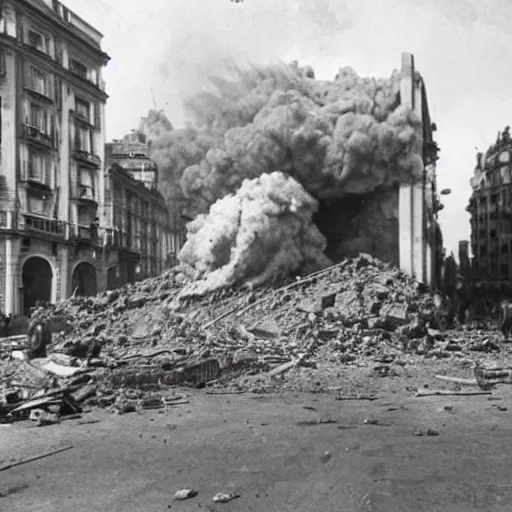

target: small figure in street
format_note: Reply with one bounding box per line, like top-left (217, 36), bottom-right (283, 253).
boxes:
top-left (26, 316), bottom-right (52, 359)
top-left (498, 300), bottom-right (512, 341)
top-left (90, 217), bottom-right (100, 244)
top-left (3, 313), bottom-right (12, 338)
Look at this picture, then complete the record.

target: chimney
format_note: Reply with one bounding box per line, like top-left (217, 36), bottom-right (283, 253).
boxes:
top-left (476, 152), bottom-right (483, 169)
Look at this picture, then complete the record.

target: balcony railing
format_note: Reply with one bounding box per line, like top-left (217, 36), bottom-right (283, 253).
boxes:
top-left (22, 213), bottom-right (66, 237)
top-left (73, 149), bottom-right (101, 167)
top-left (22, 124), bottom-right (54, 148)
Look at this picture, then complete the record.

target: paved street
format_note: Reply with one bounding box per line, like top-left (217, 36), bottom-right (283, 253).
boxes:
top-left (2, 390), bottom-right (512, 511)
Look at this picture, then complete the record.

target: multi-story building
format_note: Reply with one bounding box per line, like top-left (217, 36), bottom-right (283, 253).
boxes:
top-left (467, 127), bottom-right (512, 289)
top-left (0, 0), bottom-right (109, 314)
top-left (103, 132), bottom-right (182, 289)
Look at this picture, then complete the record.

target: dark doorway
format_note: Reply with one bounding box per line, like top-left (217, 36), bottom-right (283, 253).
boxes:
top-left (22, 256), bottom-right (52, 315)
top-left (71, 262), bottom-right (97, 297)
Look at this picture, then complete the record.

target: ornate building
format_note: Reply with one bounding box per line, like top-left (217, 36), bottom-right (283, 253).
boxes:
top-left (0, 0), bottom-right (109, 314)
top-left (467, 126), bottom-right (512, 290)
top-left (103, 132), bottom-right (182, 289)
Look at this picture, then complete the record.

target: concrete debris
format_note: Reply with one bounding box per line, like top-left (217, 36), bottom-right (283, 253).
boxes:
top-left (174, 488), bottom-right (198, 500)
top-left (212, 492), bottom-right (240, 503)
top-left (0, 255), bottom-right (509, 421)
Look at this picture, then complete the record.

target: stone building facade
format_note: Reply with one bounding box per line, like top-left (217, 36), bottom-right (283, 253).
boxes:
top-left (103, 132), bottom-right (184, 290)
top-left (467, 127), bottom-right (512, 290)
top-left (0, 0), bottom-right (109, 314)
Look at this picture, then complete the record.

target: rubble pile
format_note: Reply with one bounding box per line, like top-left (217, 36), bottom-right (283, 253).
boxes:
top-left (0, 254), bottom-right (505, 422)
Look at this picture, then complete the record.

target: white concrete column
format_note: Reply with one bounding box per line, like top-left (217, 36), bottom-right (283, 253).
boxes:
top-left (60, 247), bottom-right (69, 301)
top-left (4, 237), bottom-right (14, 314)
top-left (399, 185), bottom-right (413, 275)
top-left (412, 184), bottom-right (425, 281)
top-left (52, 266), bottom-right (59, 304)
top-left (399, 52), bottom-right (427, 284)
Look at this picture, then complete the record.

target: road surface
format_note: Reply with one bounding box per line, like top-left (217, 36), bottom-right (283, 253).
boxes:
top-left (1, 389), bottom-right (512, 511)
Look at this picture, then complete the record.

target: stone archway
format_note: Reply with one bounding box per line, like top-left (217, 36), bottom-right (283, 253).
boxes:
top-left (22, 256), bottom-right (53, 315)
top-left (71, 262), bottom-right (97, 297)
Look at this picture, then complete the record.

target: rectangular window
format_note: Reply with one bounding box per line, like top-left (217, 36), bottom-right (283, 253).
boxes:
top-left (29, 103), bottom-right (47, 133)
top-left (78, 168), bottom-right (95, 199)
top-left (27, 195), bottom-right (44, 215)
top-left (70, 59), bottom-right (88, 79)
top-left (75, 98), bottom-right (90, 122)
top-left (28, 66), bottom-right (47, 96)
top-left (502, 264), bottom-right (509, 277)
top-left (27, 29), bottom-right (45, 52)
top-left (75, 125), bottom-right (92, 152)
top-left (28, 152), bottom-right (50, 184)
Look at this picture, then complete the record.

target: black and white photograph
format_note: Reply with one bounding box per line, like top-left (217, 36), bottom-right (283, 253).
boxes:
top-left (0, 0), bottom-right (511, 510)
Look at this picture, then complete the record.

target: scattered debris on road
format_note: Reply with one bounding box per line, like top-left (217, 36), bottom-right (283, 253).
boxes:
top-left (415, 389), bottom-right (492, 397)
top-left (174, 488), bottom-right (198, 500)
top-left (212, 492), bottom-right (240, 503)
top-left (434, 375), bottom-right (478, 386)
top-left (0, 445), bottom-right (73, 472)
top-left (296, 417), bottom-right (338, 426)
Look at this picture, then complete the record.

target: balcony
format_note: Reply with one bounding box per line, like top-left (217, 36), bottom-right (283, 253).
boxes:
top-left (72, 183), bottom-right (97, 204)
top-left (22, 124), bottom-right (54, 149)
top-left (72, 109), bottom-right (93, 127)
top-left (24, 84), bottom-right (53, 104)
top-left (73, 149), bottom-right (101, 167)
top-left (22, 213), bottom-right (66, 237)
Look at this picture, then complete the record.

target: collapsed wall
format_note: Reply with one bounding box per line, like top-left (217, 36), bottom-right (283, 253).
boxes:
top-left (145, 58), bottom-right (429, 293)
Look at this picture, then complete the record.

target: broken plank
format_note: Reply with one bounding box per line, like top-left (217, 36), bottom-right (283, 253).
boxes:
top-left (0, 445), bottom-right (73, 472)
top-left (205, 390), bottom-right (246, 395)
top-left (415, 389), bottom-right (491, 397)
top-left (434, 375), bottom-right (478, 386)
top-left (335, 395), bottom-right (380, 401)
top-left (164, 400), bottom-right (190, 406)
top-left (267, 358), bottom-right (301, 378)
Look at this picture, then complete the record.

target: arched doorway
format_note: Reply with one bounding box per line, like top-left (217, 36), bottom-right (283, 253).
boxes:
top-left (22, 257), bottom-right (53, 315)
top-left (72, 262), bottom-right (97, 297)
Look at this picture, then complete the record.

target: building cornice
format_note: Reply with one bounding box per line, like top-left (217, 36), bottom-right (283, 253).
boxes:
top-left (108, 165), bottom-right (168, 209)
top-left (17, 0), bottom-right (110, 64)
top-left (0, 34), bottom-right (109, 101)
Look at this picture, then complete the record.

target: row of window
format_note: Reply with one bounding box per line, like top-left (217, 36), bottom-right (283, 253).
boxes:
top-left (477, 263), bottom-right (511, 278)
top-left (477, 242), bottom-right (512, 256)
top-left (476, 188), bottom-right (512, 207)
top-left (23, 23), bottom-right (99, 87)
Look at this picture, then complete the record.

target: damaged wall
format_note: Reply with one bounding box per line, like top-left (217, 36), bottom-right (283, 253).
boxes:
top-left (315, 186), bottom-right (399, 265)
top-left (143, 54), bottom-right (438, 293)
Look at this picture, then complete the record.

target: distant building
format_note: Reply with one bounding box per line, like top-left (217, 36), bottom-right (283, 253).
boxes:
top-left (103, 132), bottom-right (184, 289)
top-left (458, 240), bottom-right (471, 279)
top-left (0, 0), bottom-right (109, 314)
top-left (467, 127), bottom-right (512, 292)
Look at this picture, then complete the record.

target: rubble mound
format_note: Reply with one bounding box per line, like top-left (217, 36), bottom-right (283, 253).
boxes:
top-left (1, 254), bottom-right (504, 419)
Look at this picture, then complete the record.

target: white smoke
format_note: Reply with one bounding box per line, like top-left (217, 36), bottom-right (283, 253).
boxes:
top-left (178, 172), bottom-right (330, 295)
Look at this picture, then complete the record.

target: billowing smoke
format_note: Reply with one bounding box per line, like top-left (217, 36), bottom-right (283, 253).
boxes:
top-left (144, 62), bottom-right (425, 292)
top-left (178, 171), bottom-right (330, 295)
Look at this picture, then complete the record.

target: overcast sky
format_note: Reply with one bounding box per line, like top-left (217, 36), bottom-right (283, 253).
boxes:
top-left (64, 0), bottom-right (512, 258)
